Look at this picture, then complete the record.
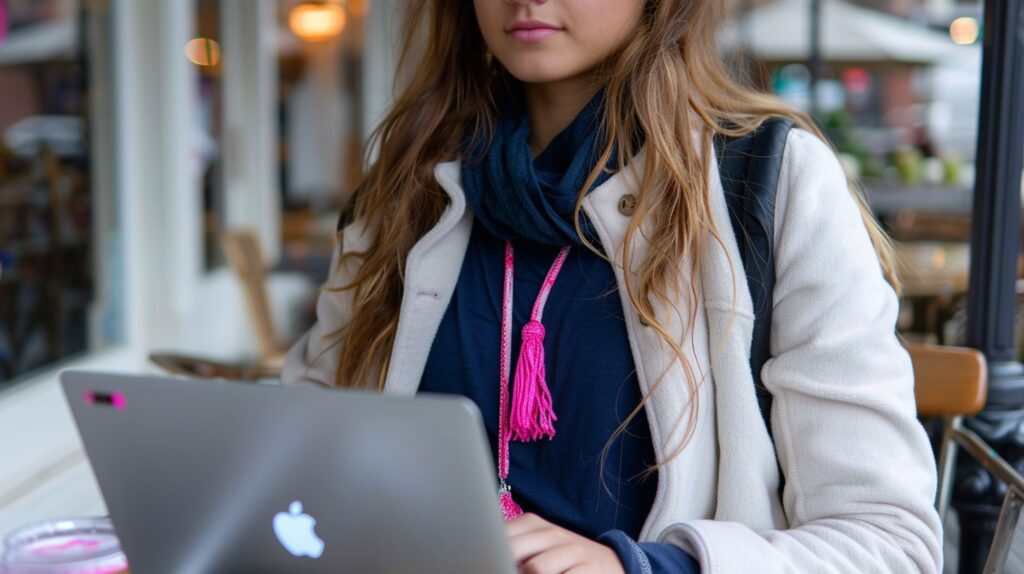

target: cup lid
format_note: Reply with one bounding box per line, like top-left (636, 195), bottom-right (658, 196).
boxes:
top-left (2, 516), bottom-right (127, 573)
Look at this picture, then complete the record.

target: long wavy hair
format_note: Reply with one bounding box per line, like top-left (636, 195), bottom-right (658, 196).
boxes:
top-left (326, 0), bottom-right (899, 466)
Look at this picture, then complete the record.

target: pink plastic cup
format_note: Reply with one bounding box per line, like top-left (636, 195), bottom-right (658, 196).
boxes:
top-left (1, 517), bottom-right (128, 573)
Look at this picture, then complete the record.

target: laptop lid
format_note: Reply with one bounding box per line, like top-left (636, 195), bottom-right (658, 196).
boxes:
top-left (61, 370), bottom-right (516, 574)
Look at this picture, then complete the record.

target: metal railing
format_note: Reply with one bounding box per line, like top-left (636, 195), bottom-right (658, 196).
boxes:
top-left (938, 416), bottom-right (1024, 573)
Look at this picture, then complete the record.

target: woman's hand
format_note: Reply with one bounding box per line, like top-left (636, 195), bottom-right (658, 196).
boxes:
top-left (505, 513), bottom-right (626, 574)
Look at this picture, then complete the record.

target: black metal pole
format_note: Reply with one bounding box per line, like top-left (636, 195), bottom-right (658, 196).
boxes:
top-left (808, 0), bottom-right (822, 120)
top-left (952, 0), bottom-right (1024, 572)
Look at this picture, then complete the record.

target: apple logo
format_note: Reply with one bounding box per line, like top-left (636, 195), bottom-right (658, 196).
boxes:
top-left (273, 500), bottom-right (325, 559)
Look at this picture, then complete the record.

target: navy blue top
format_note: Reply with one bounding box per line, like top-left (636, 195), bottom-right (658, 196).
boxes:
top-left (419, 223), bottom-right (699, 573)
top-left (422, 86), bottom-right (698, 573)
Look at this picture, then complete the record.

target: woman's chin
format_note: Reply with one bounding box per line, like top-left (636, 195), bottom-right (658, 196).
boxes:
top-left (500, 58), bottom-right (582, 86)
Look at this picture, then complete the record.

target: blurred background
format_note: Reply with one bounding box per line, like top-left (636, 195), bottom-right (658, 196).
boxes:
top-left (0, 0), bottom-right (1001, 570)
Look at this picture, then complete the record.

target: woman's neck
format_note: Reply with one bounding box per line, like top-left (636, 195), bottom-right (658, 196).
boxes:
top-left (523, 76), bottom-right (600, 158)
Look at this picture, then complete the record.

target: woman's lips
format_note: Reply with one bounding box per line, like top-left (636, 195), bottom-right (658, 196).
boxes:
top-left (508, 27), bottom-right (562, 43)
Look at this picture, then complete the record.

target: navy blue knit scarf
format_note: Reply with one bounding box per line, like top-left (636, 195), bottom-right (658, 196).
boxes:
top-left (462, 89), bottom-right (619, 247)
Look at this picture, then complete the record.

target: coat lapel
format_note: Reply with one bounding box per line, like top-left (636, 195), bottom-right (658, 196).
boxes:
top-left (582, 143), bottom-right (726, 538)
top-left (383, 158), bottom-right (473, 395)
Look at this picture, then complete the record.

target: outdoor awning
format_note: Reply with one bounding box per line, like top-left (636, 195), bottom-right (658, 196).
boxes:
top-left (0, 18), bottom-right (76, 67)
top-left (719, 0), bottom-right (969, 64)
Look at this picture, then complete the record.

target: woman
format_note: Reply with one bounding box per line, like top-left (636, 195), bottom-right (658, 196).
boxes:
top-left (282, 0), bottom-right (943, 572)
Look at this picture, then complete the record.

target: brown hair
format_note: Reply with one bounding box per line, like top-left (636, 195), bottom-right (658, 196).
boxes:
top-left (326, 0), bottom-right (899, 466)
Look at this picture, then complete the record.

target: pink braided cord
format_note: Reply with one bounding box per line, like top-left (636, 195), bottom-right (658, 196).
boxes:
top-left (508, 245), bottom-right (569, 441)
top-left (496, 241), bottom-right (571, 519)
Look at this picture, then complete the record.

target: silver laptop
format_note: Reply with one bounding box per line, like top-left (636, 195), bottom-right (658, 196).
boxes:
top-left (61, 370), bottom-right (516, 574)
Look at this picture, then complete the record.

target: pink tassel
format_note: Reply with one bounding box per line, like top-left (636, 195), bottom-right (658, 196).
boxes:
top-left (499, 489), bottom-right (524, 521)
top-left (509, 320), bottom-right (557, 442)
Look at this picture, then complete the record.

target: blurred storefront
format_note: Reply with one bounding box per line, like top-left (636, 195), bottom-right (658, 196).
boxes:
top-left (0, 0), bottom-right (116, 388)
top-left (0, 0), bottom-right (399, 541)
top-left (724, 0), bottom-right (986, 351)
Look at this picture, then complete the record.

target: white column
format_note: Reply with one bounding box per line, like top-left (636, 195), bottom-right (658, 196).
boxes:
top-left (160, 0), bottom-right (203, 339)
top-left (362, 0), bottom-right (401, 152)
top-left (221, 0), bottom-right (281, 263)
top-left (927, 0), bottom-right (955, 15)
top-left (85, 0), bottom-right (122, 350)
top-left (115, 0), bottom-right (202, 352)
top-left (285, 39), bottom-right (345, 206)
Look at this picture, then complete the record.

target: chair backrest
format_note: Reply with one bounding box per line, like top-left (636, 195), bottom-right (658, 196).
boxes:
top-left (220, 230), bottom-right (281, 362)
top-left (908, 342), bottom-right (987, 417)
top-left (149, 352), bottom-right (280, 381)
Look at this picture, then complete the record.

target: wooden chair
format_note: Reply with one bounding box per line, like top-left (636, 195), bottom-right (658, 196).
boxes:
top-left (149, 230), bottom-right (291, 381)
top-left (219, 230), bottom-right (289, 368)
top-left (149, 352), bottom-right (281, 380)
top-left (909, 343), bottom-right (987, 516)
top-left (908, 343), bottom-right (1024, 572)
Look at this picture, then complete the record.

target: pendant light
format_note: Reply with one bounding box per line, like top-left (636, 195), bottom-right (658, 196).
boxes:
top-left (289, 1), bottom-right (346, 43)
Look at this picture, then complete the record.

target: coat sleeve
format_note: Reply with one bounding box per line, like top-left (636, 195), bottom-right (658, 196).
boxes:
top-left (660, 128), bottom-right (943, 573)
top-left (280, 219), bottom-right (371, 388)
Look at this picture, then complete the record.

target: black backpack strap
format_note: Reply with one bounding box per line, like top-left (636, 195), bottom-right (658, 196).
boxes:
top-left (336, 185), bottom-right (364, 233)
top-left (713, 117), bottom-right (795, 496)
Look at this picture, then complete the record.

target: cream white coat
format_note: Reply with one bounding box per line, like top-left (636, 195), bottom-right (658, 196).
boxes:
top-left (282, 128), bottom-right (943, 573)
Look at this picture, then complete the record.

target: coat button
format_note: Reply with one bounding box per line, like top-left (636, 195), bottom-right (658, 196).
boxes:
top-left (618, 194), bottom-right (638, 216)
